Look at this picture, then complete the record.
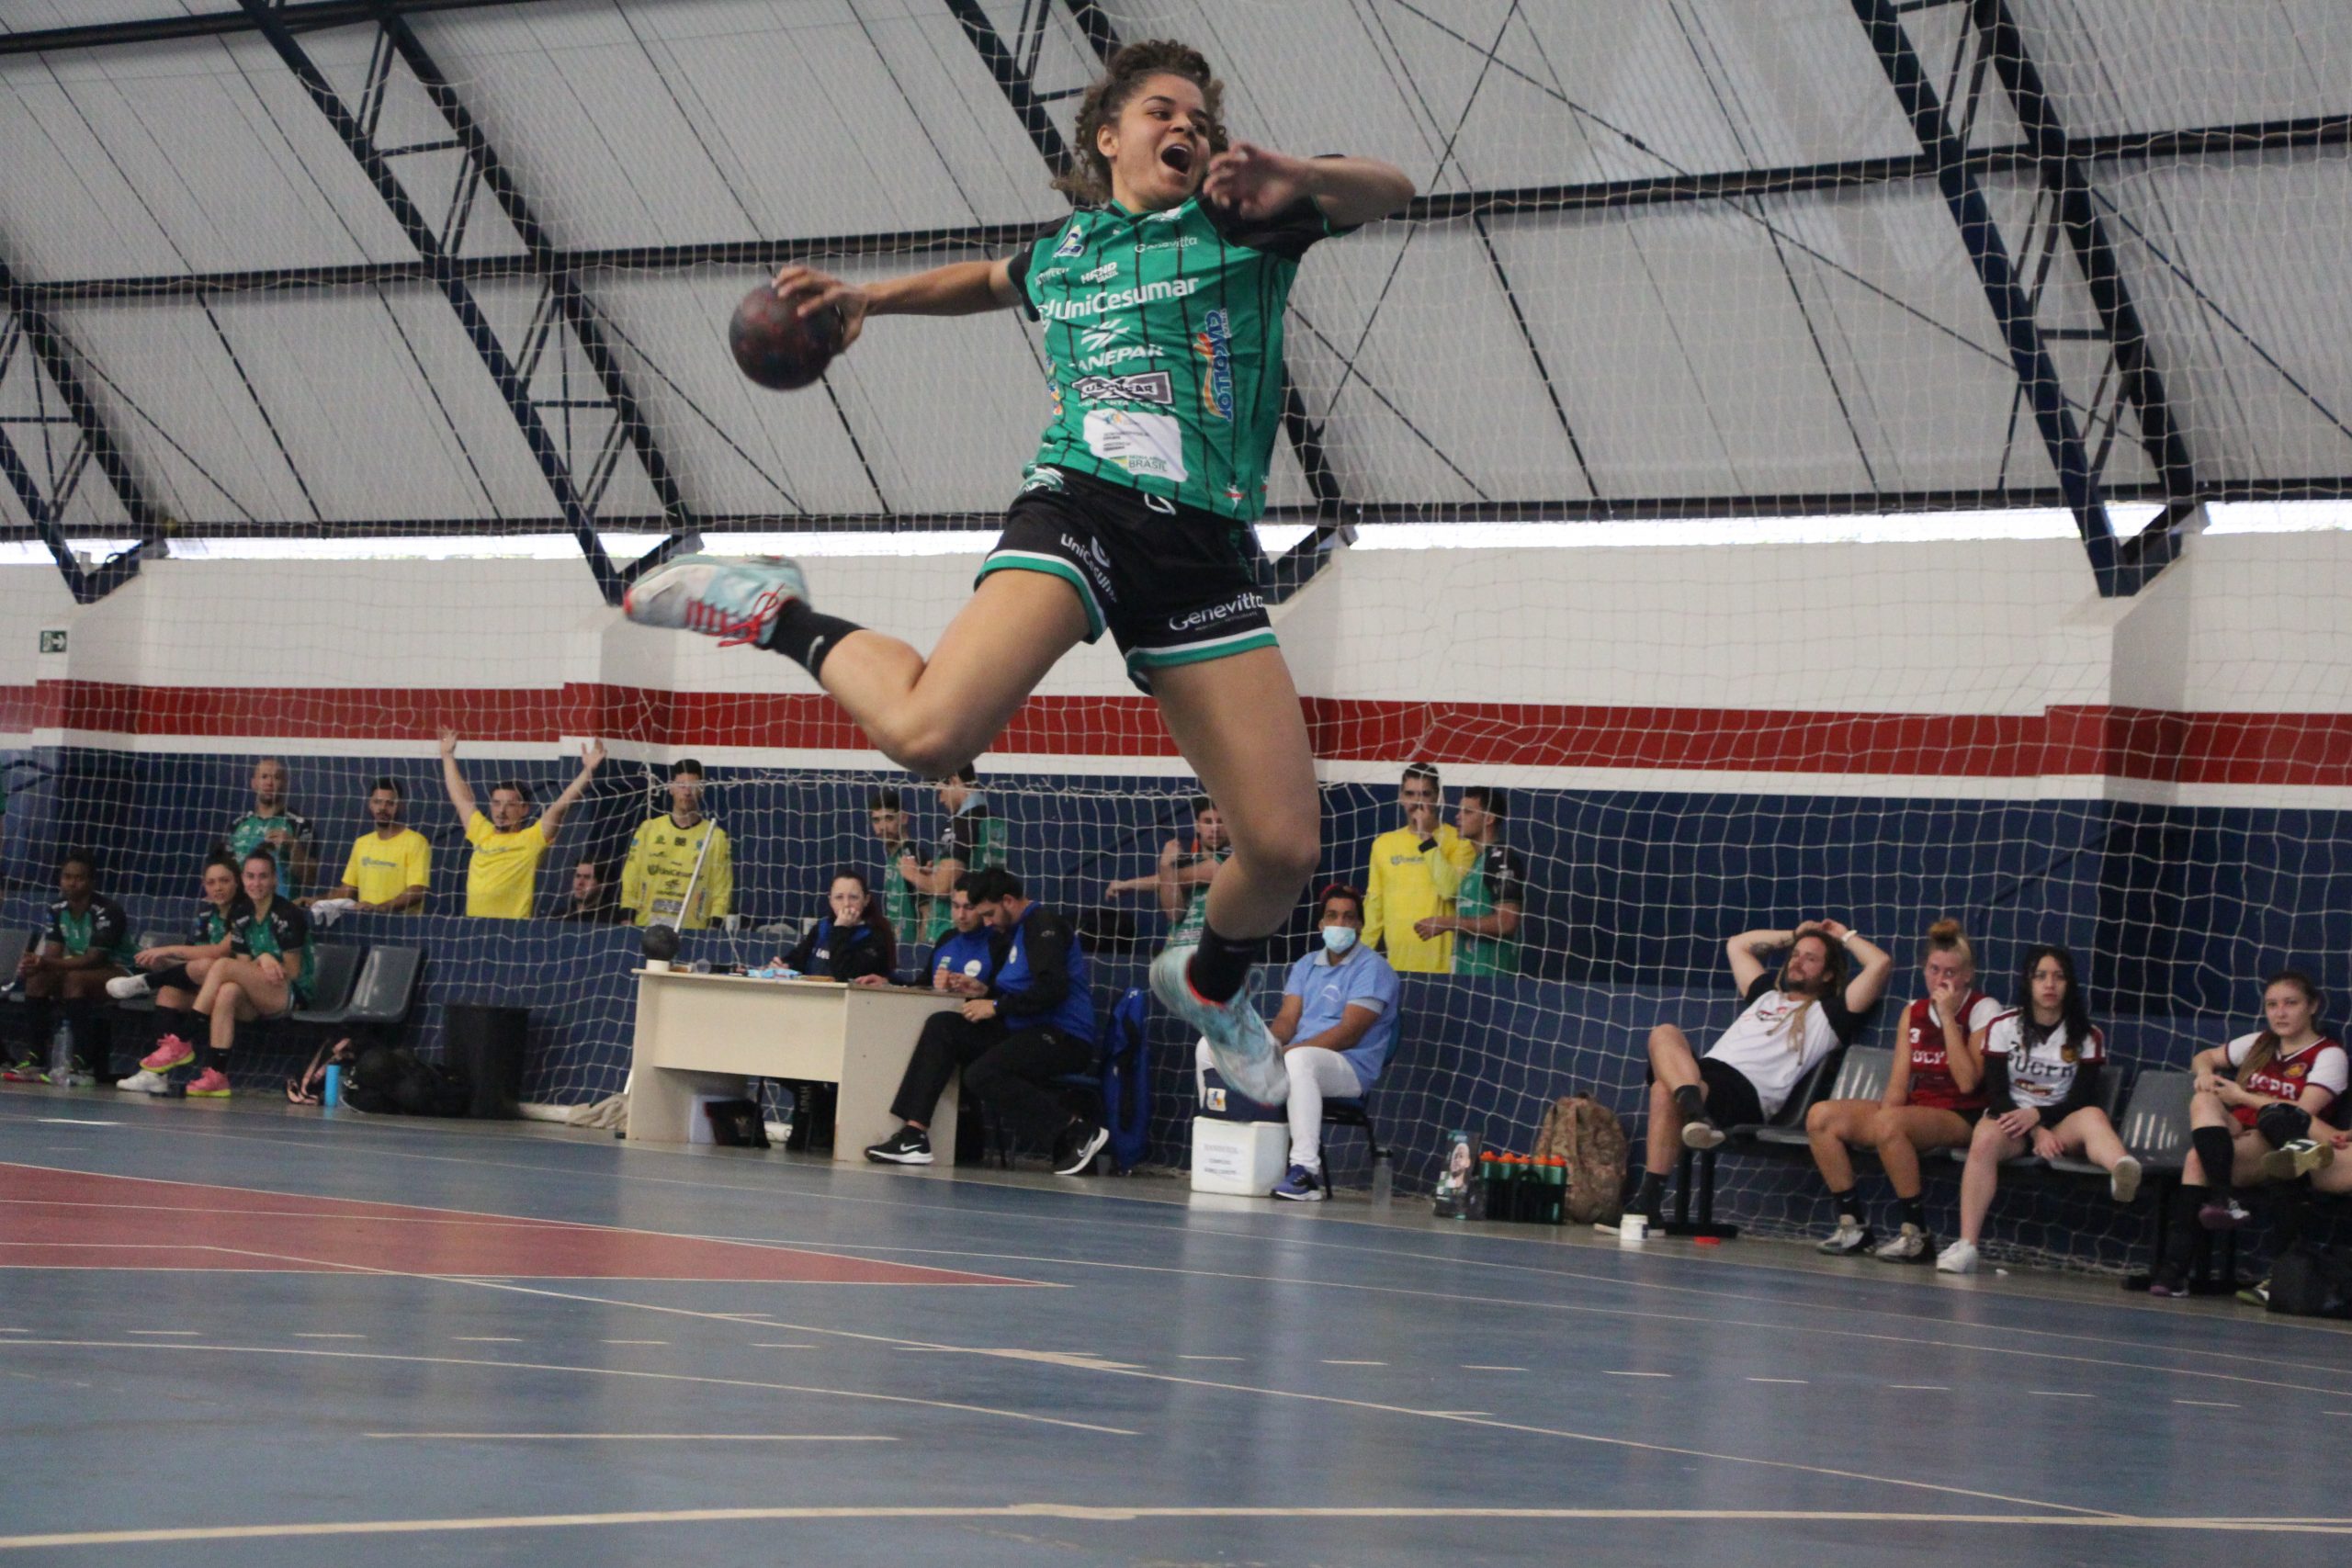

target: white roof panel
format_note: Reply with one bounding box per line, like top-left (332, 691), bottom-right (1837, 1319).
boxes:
top-left (2014, 0), bottom-right (2352, 140)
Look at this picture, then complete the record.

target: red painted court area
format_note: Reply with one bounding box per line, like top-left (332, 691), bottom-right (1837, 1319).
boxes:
top-left (0, 1164), bottom-right (1026, 1285)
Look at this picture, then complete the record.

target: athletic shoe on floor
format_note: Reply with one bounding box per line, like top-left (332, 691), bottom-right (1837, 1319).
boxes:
top-left (863, 1126), bottom-right (933, 1165)
top-left (114, 1068), bottom-right (169, 1094)
top-left (1935, 1238), bottom-right (1980, 1275)
top-left (1816, 1220), bottom-right (1874, 1255)
top-left (2147, 1268), bottom-right (2189, 1298)
top-left (1149, 945), bottom-right (1286, 1105)
top-left (2109, 1154), bottom-right (2143, 1203)
top-left (2236, 1278), bottom-right (2271, 1308)
top-left (1873, 1223), bottom-right (1932, 1262)
top-left (52, 1069), bottom-right (94, 1089)
top-left (1272, 1164), bottom-right (1326, 1201)
top-left (184, 1067), bottom-right (231, 1099)
top-left (105, 973), bottom-right (153, 1000)
top-left (622, 554), bottom-right (808, 648)
top-left (140, 1035), bottom-right (196, 1075)
top-left (1679, 1115), bottom-right (1725, 1151)
top-left (2257, 1138), bottom-right (2335, 1182)
top-left (2, 1054), bottom-right (47, 1083)
top-left (1054, 1123), bottom-right (1110, 1178)
top-left (2198, 1196), bottom-right (2251, 1231)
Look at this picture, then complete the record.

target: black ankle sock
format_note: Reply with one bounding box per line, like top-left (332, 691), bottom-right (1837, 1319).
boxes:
top-left (1634, 1171), bottom-right (1666, 1215)
top-left (762, 600), bottom-right (864, 680)
top-left (1672, 1084), bottom-right (1706, 1122)
top-left (2190, 1126), bottom-right (2237, 1198)
top-left (1898, 1195), bottom-right (1926, 1230)
top-left (202, 1043), bottom-right (229, 1074)
top-left (1828, 1188), bottom-right (1860, 1224)
top-left (1184, 922), bottom-right (1261, 1005)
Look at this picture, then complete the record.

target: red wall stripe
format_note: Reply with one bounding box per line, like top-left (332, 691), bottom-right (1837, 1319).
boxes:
top-left (7, 681), bottom-right (2352, 786)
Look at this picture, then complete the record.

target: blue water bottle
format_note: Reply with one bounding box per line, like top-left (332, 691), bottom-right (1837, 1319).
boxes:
top-left (322, 1064), bottom-right (342, 1110)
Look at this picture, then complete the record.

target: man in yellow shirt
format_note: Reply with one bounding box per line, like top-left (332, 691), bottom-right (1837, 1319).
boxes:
top-left (313, 778), bottom-right (430, 913)
top-left (1363, 763), bottom-right (1465, 974)
top-left (438, 729), bottom-right (604, 919)
top-left (620, 759), bottom-right (732, 930)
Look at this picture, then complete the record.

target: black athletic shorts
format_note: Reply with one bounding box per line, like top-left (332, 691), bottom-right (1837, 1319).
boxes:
top-left (1697, 1057), bottom-right (1769, 1130)
top-left (978, 466), bottom-right (1277, 693)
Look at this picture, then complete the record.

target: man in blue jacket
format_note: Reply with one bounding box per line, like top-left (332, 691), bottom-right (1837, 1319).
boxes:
top-left (865, 866), bottom-right (1105, 1175)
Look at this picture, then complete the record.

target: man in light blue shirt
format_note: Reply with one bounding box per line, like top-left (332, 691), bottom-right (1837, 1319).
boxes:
top-left (1196, 883), bottom-right (1401, 1201)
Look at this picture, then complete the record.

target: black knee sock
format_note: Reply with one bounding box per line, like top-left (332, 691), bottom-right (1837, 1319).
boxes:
top-left (2190, 1126), bottom-right (2237, 1199)
top-left (1828, 1187), bottom-right (1860, 1224)
top-left (1633, 1170), bottom-right (1666, 1216)
top-left (1672, 1083), bottom-right (1706, 1123)
top-left (21, 998), bottom-right (54, 1061)
top-left (1183, 922), bottom-right (1261, 1005)
top-left (761, 600), bottom-right (864, 681)
top-left (1898, 1195), bottom-right (1926, 1231)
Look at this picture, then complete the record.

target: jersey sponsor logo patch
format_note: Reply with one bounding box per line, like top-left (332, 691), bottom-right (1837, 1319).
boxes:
top-left (963, 959), bottom-right (984, 976)
top-left (1052, 225), bottom-right (1086, 258)
top-left (1193, 308), bottom-right (1234, 422)
top-left (1078, 344), bottom-right (1163, 371)
top-left (1073, 370), bottom-right (1173, 406)
top-left (1020, 468), bottom-right (1067, 494)
top-left (1079, 260), bottom-right (1118, 284)
top-left (1078, 318), bottom-right (1129, 352)
top-left (1038, 276), bottom-right (1202, 321)
top-left (1082, 408), bottom-right (1187, 481)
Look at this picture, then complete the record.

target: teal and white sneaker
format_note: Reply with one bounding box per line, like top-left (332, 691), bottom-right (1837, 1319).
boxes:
top-left (622, 555), bottom-right (809, 648)
top-left (1150, 945), bottom-right (1287, 1106)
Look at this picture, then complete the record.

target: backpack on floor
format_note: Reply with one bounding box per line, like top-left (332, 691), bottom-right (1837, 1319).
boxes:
top-left (2267, 1242), bottom-right (2352, 1319)
top-left (1535, 1093), bottom-right (1629, 1225)
top-left (346, 1044), bottom-right (471, 1119)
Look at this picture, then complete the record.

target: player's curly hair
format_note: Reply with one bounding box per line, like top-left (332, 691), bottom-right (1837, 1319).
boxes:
top-left (1053, 39), bottom-right (1228, 205)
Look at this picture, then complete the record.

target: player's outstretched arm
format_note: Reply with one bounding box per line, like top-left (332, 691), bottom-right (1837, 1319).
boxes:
top-left (538, 739), bottom-right (605, 845)
top-left (772, 258), bottom-right (1018, 350)
top-left (437, 728), bottom-right (478, 823)
top-left (1203, 142), bottom-right (1416, 228)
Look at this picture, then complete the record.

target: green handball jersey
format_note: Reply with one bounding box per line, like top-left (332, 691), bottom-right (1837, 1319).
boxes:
top-left (1007, 188), bottom-right (1348, 521)
top-left (1455, 842), bottom-right (1528, 978)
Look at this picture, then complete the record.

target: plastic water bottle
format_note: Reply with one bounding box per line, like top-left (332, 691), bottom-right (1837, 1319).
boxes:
top-left (322, 1064), bottom-right (342, 1110)
top-left (1369, 1149), bottom-right (1394, 1210)
top-left (48, 1021), bottom-right (74, 1085)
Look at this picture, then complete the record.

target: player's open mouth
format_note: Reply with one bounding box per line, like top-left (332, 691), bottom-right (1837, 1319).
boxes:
top-left (1159, 142), bottom-right (1193, 175)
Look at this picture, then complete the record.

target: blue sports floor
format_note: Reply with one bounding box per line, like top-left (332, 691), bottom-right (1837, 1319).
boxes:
top-left (4, 1080), bottom-right (2350, 1566)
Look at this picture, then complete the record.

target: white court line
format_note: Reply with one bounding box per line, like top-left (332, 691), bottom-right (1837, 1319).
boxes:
top-left (1605, 1371), bottom-right (1672, 1379)
top-left (1425, 1410), bottom-right (1491, 1417)
top-left (1890, 1384), bottom-right (1951, 1392)
top-left (1462, 1364), bottom-right (1527, 1371)
top-left (752, 1344), bottom-right (816, 1350)
top-left (1747, 1377), bottom-right (1808, 1384)
top-left (601, 1339), bottom-right (669, 1346)
top-left (293, 1333), bottom-right (364, 1340)
top-left (1322, 1359), bottom-right (1386, 1366)
top-left (1179, 1355), bottom-right (1244, 1361)
top-left (6, 1503), bottom-right (2350, 1551)
top-left (124, 1330), bottom-right (198, 1337)
top-left (2174, 1400), bottom-right (2240, 1408)
top-left (453, 1337), bottom-right (522, 1344)
top-left (362, 1433), bottom-right (895, 1442)
top-left (2031, 1392), bottom-right (2094, 1399)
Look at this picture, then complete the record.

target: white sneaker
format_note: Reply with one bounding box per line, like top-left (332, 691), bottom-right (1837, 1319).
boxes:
top-left (106, 973), bottom-right (153, 1000)
top-left (2109, 1155), bottom-right (2143, 1204)
top-left (115, 1069), bottom-right (169, 1094)
top-left (1816, 1220), bottom-right (1874, 1255)
top-left (1873, 1223), bottom-right (1932, 1262)
top-left (1936, 1239), bottom-right (1980, 1275)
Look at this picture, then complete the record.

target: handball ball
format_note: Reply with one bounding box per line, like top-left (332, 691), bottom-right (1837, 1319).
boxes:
top-left (640, 924), bottom-right (682, 964)
top-left (730, 285), bottom-right (843, 390)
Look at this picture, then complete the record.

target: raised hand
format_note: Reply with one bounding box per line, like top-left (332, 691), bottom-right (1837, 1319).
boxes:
top-left (1201, 141), bottom-right (1315, 219)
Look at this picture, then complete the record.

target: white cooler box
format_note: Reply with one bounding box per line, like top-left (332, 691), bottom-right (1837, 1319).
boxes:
top-left (1191, 1116), bottom-right (1288, 1195)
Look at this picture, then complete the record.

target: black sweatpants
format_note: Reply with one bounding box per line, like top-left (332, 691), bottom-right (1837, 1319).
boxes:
top-left (889, 1010), bottom-right (1091, 1148)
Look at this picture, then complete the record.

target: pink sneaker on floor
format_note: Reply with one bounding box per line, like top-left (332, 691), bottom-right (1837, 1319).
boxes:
top-left (184, 1067), bottom-right (231, 1099)
top-left (141, 1035), bottom-right (196, 1074)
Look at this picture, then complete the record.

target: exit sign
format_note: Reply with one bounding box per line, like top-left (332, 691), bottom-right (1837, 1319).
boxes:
top-left (39, 629), bottom-right (67, 654)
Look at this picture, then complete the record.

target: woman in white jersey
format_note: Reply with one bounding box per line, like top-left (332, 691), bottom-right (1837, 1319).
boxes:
top-left (2150, 971), bottom-right (2346, 1296)
top-left (622, 40), bottom-right (1414, 1105)
top-left (1627, 919), bottom-right (1894, 1225)
top-left (1937, 944), bottom-right (2137, 1275)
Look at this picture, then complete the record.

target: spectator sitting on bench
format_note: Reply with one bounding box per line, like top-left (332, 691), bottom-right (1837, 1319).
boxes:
top-left (863, 867), bottom-right (1105, 1177)
top-left (178, 849), bottom-right (313, 1100)
top-left (1628, 919), bottom-right (1893, 1227)
top-left (786, 869), bottom-right (898, 983)
top-left (1107, 794), bottom-right (1228, 941)
top-left (2150, 970), bottom-right (2345, 1297)
top-left (1806, 919), bottom-right (2000, 1263)
top-left (867, 874), bottom-right (994, 996)
top-left (1939, 943), bottom-right (2136, 1275)
top-left (7, 850), bottom-right (136, 1086)
top-left (111, 853), bottom-right (246, 1094)
top-left (557, 858), bottom-right (627, 923)
top-left (1195, 882), bottom-right (1398, 1203)
top-left (311, 776), bottom-right (428, 913)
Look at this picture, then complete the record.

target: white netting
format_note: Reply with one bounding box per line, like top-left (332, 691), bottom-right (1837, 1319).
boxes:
top-left (3, 2), bottom-right (2350, 1268)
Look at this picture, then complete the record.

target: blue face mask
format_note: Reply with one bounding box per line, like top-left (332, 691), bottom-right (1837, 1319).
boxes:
top-left (1320, 924), bottom-right (1359, 955)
